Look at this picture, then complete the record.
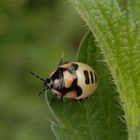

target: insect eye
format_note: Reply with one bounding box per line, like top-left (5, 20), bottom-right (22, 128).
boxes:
top-left (44, 78), bottom-right (52, 88)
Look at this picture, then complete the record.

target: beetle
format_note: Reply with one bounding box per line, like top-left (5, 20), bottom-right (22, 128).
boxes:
top-left (29, 59), bottom-right (97, 104)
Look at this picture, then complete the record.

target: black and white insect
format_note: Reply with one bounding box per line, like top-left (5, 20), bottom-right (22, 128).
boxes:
top-left (29, 59), bottom-right (97, 103)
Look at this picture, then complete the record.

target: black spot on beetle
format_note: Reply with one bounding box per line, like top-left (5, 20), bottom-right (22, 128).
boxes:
top-left (83, 70), bottom-right (90, 84)
top-left (57, 78), bottom-right (82, 97)
top-left (51, 67), bottom-right (64, 81)
top-left (75, 85), bottom-right (82, 96)
top-left (90, 71), bottom-right (94, 84)
top-left (72, 63), bottom-right (78, 71)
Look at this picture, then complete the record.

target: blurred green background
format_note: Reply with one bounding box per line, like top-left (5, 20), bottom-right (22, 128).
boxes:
top-left (0, 0), bottom-right (86, 140)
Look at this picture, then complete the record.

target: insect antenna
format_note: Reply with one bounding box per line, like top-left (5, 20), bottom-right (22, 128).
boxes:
top-left (29, 70), bottom-right (45, 82)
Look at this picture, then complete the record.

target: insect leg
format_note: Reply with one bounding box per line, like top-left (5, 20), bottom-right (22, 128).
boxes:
top-left (60, 95), bottom-right (64, 103)
top-left (58, 51), bottom-right (68, 66)
top-left (49, 95), bottom-right (57, 105)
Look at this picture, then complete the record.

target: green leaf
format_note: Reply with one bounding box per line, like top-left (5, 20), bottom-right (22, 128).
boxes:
top-left (45, 32), bottom-right (128, 140)
top-left (68, 0), bottom-right (140, 139)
